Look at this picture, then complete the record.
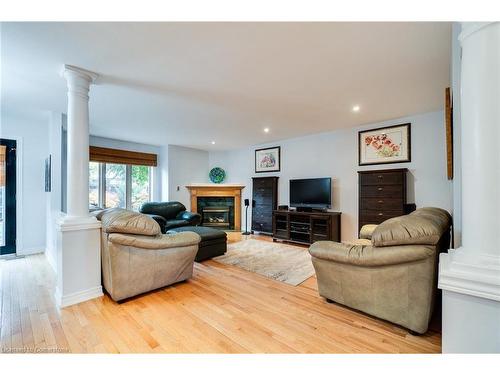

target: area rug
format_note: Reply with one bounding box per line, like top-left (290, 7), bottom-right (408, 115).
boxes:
top-left (213, 239), bottom-right (315, 286)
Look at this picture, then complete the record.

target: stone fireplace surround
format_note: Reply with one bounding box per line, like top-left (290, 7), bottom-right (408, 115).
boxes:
top-left (186, 184), bottom-right (245, 231)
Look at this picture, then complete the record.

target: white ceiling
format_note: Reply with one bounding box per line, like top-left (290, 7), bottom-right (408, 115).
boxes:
top-left (1, 22), bottom-right (451, 150)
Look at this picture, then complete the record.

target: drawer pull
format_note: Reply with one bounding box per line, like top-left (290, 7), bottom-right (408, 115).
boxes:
top-left (377, 187), bottom-right (383, 191)
top-left (378, 213), bottom-right (384, 216)
top-left (378, 200), bottom-right (383, 203)
top-left (377, 175), bottom-right (383, 179)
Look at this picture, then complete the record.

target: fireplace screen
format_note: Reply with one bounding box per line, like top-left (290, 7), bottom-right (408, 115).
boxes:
top-left (202, 207), bottom-right (230, 228)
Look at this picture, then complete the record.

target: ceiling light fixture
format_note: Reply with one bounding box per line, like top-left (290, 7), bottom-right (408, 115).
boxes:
top-left (264, 127), bottom-right (270, 133)
top-left (352, 105), bottom-right (361, 112)
top-left (211, 141), bottom-right (216, 145)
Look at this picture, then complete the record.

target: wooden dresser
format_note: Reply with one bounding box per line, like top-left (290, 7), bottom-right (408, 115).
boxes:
top-left (358, 168), bottom-right (410, 231)
top-left (251, 176), bottom-right (278, 234)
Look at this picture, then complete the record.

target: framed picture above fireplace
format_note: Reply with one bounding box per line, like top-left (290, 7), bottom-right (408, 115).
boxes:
top-left (255, 146), bottom-right (281, 173)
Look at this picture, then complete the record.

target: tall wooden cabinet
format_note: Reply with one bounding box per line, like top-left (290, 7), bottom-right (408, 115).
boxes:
top-left (358, 168), bottom-right (413, 231)
top-left (251, 177), bottom-right (278, 234)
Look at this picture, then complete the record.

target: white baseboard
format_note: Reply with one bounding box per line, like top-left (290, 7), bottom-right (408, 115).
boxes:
top-left (55, 286), bottom-right (103, 308)
top-left (17, 247), bottom-right (45, 256)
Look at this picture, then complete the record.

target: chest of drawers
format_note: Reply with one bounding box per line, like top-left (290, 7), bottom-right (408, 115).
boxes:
top-left (251, 177), bottom-right (278, 234)
top-left (358, 168), bottom-right (409, 231)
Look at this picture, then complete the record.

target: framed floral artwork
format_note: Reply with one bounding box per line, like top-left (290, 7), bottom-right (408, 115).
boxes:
top-left (255, 146), bottom-right (280, 173)
top-left (358, 123), bottom-right (411, 166)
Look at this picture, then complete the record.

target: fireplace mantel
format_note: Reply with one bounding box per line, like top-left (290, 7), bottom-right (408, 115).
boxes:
top-left (186, 184), bottom-right (245, 188)
top-left (186, 184), bottom-right (245, 231)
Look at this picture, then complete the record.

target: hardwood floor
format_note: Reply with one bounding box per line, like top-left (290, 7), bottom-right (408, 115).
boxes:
top-left (0, 233), bottom-right (441, 353)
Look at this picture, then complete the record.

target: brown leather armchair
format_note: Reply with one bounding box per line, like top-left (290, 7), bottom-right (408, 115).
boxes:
top-left (97, 208), bottom-right (201, 301)
top-left (309, 207), bottom-right (451, 334)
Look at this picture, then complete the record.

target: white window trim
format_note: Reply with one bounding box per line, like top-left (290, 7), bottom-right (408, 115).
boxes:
top-left (98, 162), bottom-right (105, 209)
top-left (125, 165), bottom-right (132, 210)
top-left (148, 167), bottom-right (153, 202)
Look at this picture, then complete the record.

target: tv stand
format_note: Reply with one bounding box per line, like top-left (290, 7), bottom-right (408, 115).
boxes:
top-left (272, 210), bottom-right (341, 245)
top-left (312, 207), bottom-right (328, 213)
top-left (296, 207), bottom-right (312, 212)
top-left (294, 207), bottom-right (329, 213)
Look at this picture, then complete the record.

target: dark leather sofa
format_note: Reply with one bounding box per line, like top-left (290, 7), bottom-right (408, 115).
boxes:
top-left (139, 201), bottom-right (201, 233)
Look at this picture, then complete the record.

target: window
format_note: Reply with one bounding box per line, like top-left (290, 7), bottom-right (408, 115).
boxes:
top-left (89, 162), bottom-right (151, 211)
top-left (131, 165), bottom-right (151, 211)
top-left (89, 161), bottom-right (100, 208)
top-left (105, 163), bottom-right (126, 208)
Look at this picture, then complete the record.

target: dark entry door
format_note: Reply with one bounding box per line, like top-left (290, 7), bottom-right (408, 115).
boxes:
top-left (0, 139), bottom-right (16, 255)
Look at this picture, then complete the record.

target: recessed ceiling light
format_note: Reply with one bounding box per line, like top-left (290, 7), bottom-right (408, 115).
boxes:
top-left (352, 105), bottom-right (360, 112)
top-left (211, 141), bottom-right (216, 145)
top-left (264, 127), bottom-right (270, 133)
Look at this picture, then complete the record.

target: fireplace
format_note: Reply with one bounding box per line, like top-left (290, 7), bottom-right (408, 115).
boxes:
top-left (197, 196), bottom-right (234, 229)
top-left (186, 184), bottom-right (245, 231)
top-left (202, 206), bottom-right (231, 228)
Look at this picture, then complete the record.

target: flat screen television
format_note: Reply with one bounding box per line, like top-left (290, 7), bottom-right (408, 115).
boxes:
top-left (290, 177), bottom-right (332, 209)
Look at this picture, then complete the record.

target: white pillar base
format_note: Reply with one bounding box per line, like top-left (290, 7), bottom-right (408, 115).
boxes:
top-left (439, 248), bottom-right (500, 301)
top-left (442, 290), bottom-right (500, 353)
top-left (439, 249), bottom-right (500, 353)
top-left (55, 216), bottom-right (103, 308)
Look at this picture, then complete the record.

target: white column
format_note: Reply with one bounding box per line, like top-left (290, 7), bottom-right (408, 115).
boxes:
top-left (62, 65), bottom-right (98, 220)
top-left (55, 65), bottom-right (103, 308)
top-left (439, 22), bottom-right (500, 353)
top-left (460, 23), bottom-right (500, 260)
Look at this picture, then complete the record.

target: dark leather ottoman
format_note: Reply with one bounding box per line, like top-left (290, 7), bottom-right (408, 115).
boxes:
top-left (167, 226), bottom-right (227, 262)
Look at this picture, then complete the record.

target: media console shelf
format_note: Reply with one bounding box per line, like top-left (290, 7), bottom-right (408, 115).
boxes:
top-left (272, 210), bottom-right (341, 245)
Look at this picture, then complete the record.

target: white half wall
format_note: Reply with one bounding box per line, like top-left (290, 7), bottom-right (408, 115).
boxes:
top-left (442, 290), bottom-right (500, 352)
top-left (209, 110), bottom-right (452, 241)
top-left (1, 109), bottom-right (49, 255)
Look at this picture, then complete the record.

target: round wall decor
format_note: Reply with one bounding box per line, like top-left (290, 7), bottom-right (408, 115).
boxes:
top-left (209, 167), bottom-right (226, 184)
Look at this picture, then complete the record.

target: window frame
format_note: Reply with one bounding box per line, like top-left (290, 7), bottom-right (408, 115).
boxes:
top-left (88, 161), bottom-right (103, 209)
top-left (90, 162), bottom-right (152, 211)
top-left (99, 162), bottom-right (106, 209)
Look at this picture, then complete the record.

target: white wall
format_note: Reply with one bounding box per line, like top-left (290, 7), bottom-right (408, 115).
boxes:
top-left (209, 111), bottom-right (453, 241)
top-left (89, 135), bottom-right (162, 201)
top-left (160, 145), bottom-right (169, 201)
top-left (45, 112), bottom-right (64, 271)
top-left (166, 145), bottom-right (209, 207)
top-left (0, 109), bottom-right (49, 254)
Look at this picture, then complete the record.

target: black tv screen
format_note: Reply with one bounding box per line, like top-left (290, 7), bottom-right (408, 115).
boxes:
top-left (290, 178), bottom-right (332, 208)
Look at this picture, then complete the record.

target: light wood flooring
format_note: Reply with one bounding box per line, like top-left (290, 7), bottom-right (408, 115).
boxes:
top-left (0, 233), bottom-right (441, 353)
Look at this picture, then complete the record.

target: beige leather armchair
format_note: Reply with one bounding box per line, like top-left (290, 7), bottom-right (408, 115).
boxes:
top-left (309, 207), bottom-right (451, 334)
top-left (97, 208), bottom-right (201, 302)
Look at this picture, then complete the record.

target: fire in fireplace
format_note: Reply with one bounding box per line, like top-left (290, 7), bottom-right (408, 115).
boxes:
top-left (201, 206), bottom-right (231, 228)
